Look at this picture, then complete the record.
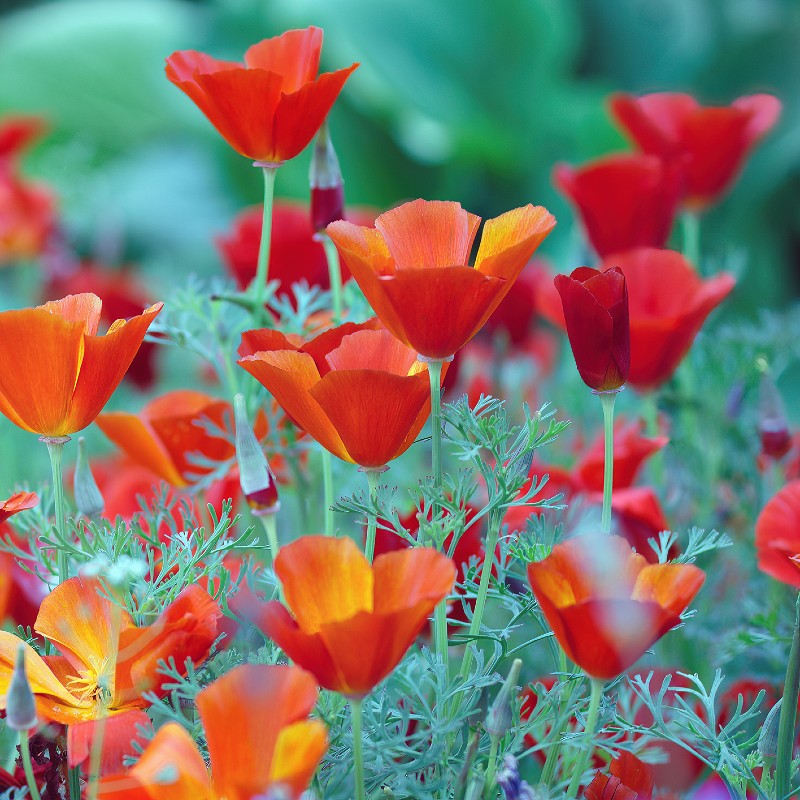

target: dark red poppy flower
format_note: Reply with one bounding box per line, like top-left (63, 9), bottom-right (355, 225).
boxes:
top-left (166, 27), bottom-right (358, 163)
top-left (554, 154), bottom-right (682, 257)
top-left (755, 480), bottom-right (800, 587)
top-left (609, 92), bottom-right (781, 210)
top-left (554, 266), bottom-right (629, 392)
top-left (585, 751), bottom-right (654, 799)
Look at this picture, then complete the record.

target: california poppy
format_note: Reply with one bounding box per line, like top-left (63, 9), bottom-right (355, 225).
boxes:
top-left (527, 534), bottom-right (704, 680)
top-left (0, 293), bottom-right (162, 437)
top-left (327, 199), bottom-right (555, 360)
top-left (238, 320), bottom-right (439, 468)
top-left (97, 664), bottom-right (327, 800)
top-left (0, 575), bottom-right (222, 773)
top-left (554, 266), bottom-right (630, 392)
top-left (554, 154), bottom-right (682, 257)
top-left (585, 751), bottom-right (654, 800)
top-left (238, 535), bottom-right (456, 697)
top-left (166, 27), bottom-right (358, 164)
top-left (755, 480), bottom-right (800, 588)
top-left (609, 92), bottom-right (781, 210)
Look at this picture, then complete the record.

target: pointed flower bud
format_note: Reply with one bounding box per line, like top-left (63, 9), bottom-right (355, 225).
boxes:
top-left (73, 436), bottom-right (105, 518)
top-left (7, 645), bottom-right (37, 731)
top-left (309, 118), bottom-right (345, 233)
top-left (759, 699), bottom-right (782, 759)
top-left (759, 371), bottom-right (791, 460)
top-left (234, 394), bottom-right (279, 515)
top-left (486, 658), bottom-right (522, 737)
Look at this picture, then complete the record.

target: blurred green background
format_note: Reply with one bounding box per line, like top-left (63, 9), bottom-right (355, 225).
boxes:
top-left (0, 0), bottom-right (799, 487)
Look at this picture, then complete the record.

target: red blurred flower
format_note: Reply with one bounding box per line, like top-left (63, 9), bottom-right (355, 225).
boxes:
top-left (554, 154), bottom-right (682, 257)
top-left (527, 534), bottom-right (704, 679)
top-left (328, 199), bottom-right (555, 359)
top-left (238, 535), bottom-right (455, 698)
top-left (609, 92), bottom-right (781, 210)
top-left (610, 487), bottom-right (672, 562)
top-left (585, 751), bottom-right (654, 800)
top-left (755, 480), bottom-right (800, 587)
top-left (166, 27), bottom-right (358, 163)
top-left (554, 266), bottom-right (629, 392)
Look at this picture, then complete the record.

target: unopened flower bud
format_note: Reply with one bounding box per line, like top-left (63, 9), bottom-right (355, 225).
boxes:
top-left (234, 394), bottom-right (279, 515)
top-left (7, 645), bottom-right (37, 731)
top-left (758, 698), bottom-right (782, 759)
top-left (73, 436), bottom-right (104, 518)
top-left (486, 658), bottom-right (522, 737)
top-left (309, 118), bottom-right (344, 233)
top-left (759, 372), bottom-right (791, 460)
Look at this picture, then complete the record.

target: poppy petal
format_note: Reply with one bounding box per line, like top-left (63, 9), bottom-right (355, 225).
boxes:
top-left (67, 710), bottom-right (151, 774)
top-left (270, 719), bottom-right (329, 795)
top-left (243, 27), bottom-right (323, 92)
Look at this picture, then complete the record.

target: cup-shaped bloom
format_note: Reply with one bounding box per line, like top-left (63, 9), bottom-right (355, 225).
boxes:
top-left (240, 535), bottom-right (456, 698)
top-left (554, 154), bottom-right (682, 257)
top-left (97, 664), bottom-right (327, 800)
top-left (554, 266), bottom-right (630, 392)
top-left (527, 534), bottom-right (704, 680)
top-left (166, 27), bottom-right (358, 164)
top-left (0, 576), bottom-right (221, 773)
top-left (0, 293), bottom-right (162, 436)
top-left (756, 480), bottom-right (800, 587)
top-left (609, 91), bottom-right (781, 210)
top-left (327, 199), bottom-right (556, 360)
top-left (238, 321), bottom-right (437, 468)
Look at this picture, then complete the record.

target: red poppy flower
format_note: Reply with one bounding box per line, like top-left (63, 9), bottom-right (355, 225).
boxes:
top-left (0, 576), bottom-right (222, 773)
top-left (166, 27), bottom-right (358, 163)
top-left (610, 487), bottom-right (672, 563)
top-left (98, 664), bottom-right (327, 800)
top-left (0, 293), bottom-right (162, 436)
top-left (327, 199), bottom-right (555, 359)
top-left (238, 320), bottom-right (440, 468)
top-left (755, 480), bottom-right (800, 587)
top-left (585, 751), bottom-right (654, 800)
top-left (540, 250), bottom-right (734, 391)
top-left (554, 266), bottom-right (630, 392)
top-left (238, 535), bottom-right (456, 698)
top-left (527, 534), bottom-right (704, 679)
top-left (0, 115), bottom-right (48, 161)
top-left (0, 168), bottom-right (56, 266)
top-left (554, 154), bottom-right (682, 257)
top-left (609, 92), bottom-right (781, 210)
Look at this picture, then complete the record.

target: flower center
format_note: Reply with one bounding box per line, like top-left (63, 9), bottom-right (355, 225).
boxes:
top-left (66, 657), bottom-right (115, 711)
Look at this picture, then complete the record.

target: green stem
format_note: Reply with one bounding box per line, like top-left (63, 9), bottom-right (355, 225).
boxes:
top-left (484, 735), bottom-right (500, 799)
top-left (566, 679), bottom-right (603, 799)
top-left (540, 660), bottom-right (576, 786)
top-left (598, 391), bottom-right (617, 535)
top-left (458, 511), bottom-right (501, 682)
top-left (68, 765), bottom-right (81, 800)
top-left (363, 469), bottom-right (381, 563)
top-left (43, 436), bottom-right (69, 583)
top-left (760, 756), bottom-right (774, 792)
top-left (351, 699), bottom-right (365, 800)
top-left (427, 358), bottom-right (444, 501)
top-left (322, 449), bottom-right (335, 537)
top-left (321, 233), bottom-right (344, 324)
top-left (681, 211), bottom-right (701, 272)
top-left (248, 166), bottom-right (278, 324)
top-left (776, 593), bottom-right (800, 799)
top-left (434, 599), bottom-right (449, 685)
top-left (20, 732), bottom-right (42, 800)
top-left (258, 513), bottom-right (280, 563)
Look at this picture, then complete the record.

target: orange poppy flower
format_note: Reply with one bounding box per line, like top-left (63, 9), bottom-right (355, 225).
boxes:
top-left (326, 199), bottom-right (556, 360)
top-left (238, 320), bottom-right (439, 468)
top-left (527, 534), bottom-right (704, 679)
top-left (0, 575), bottom-right (222, 773)
top-left (0, 490), bottom-right (38, 523)
top-left (0, 293), bottom-right (162, 437)
top-left (238, 535), bottom-right (456, 698)
top-left (165, 27), bottom-right (358, 164)
top-left (97, 664), bottom-right (327, 800)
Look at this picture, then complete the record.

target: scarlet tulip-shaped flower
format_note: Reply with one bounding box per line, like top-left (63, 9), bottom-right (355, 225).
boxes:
top-left (755, 480), bottom-right (800, 588)
top-left (327, 199), bottom-right (556, 359)
top-left (166, 27), bottom-right (358, 164)
top-left (238, 320), bottom-right (438, 468)
top-left (609, 91), bottom-right (781, 209)
top-left (241, 535), bottom-right (456, 697)
top-left (554, 266), bottom-right (630, 392)
top-left (0, 293), bottom-right (162, 436)
top-left (0, 576), bottom-right (221, 773)
top-left (97, 664), bottom-right (327, 800)
top-left (527, 534), bottom-right (704, 679)
top-left (554, 154), bottom-right (682, 257)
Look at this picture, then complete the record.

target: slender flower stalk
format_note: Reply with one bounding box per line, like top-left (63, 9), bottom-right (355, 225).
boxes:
top-left (566, 679), bottom-right (604, 799)
top-left (322, 233), bottom-right (344, 324)
top-left (42, 435), bottom-right (70, 583)
top-left (597, 390), bottom-right (619, 534)
top-left (351, 699), bottom-right (365, 800)
top-left (681, 211), bottom-right (701, 272)
top-left (20, 734), bottom-right (42, 800)
top-left (776, 593), bottom-right (800, 798)
top-left (249, 165), bottom-right (279, 322)
top-left (362, 467), bottom-right (384, 562)
top-left (322, 449), bottom-right (335, 536)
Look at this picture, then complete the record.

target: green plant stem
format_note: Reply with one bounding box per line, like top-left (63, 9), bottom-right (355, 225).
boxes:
top-left (20, 732), bottom-right (42, 800)
top-left (351, 699), bottom-right (365, 800)
top-left (598, 391), bottom-right (617, 534)
top-left (458, 510), bottom-right (501, 683)
top-left (364, 468), bottom-right (382, 562)
top-left (540, 659), bottom-right (576, 787)
top-left (68, 766), bottom-right (81, 800)
top-left (43, 436), bottom-right (69, 583)
top-left (776, 593), bottom-right (800, 799)
top-left (566, 678), bottom-right (603, 799)
top-left (258, 513), bottom-right (280, 563)
top-left (760, 756), bottom-right (774, 792)
top-left (249, 166), bottom-right (278, 324)
top-left (321, 233), bottom-right (344, 324)
top-left (322, 449), bottom-right (335, 536)
top-left (681, 211), bottom-right (701, 272)
top-left (484, 735), bottom-right (500, 799)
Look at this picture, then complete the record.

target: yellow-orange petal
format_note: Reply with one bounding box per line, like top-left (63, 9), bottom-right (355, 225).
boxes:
top-left (39, 293), bottom-right (103, 335)
top-left (275, 535), bottom-right (374, 633)
top-left (372, 547), bottom-right (457, 614)
top-left (633, 563), bottom-right (706, 616)
top-left (270, 720), bottom-right (329, 798)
